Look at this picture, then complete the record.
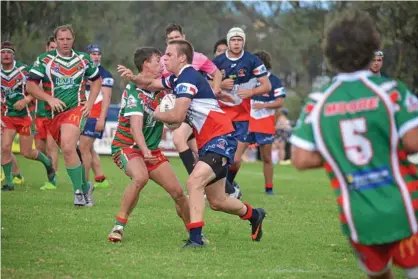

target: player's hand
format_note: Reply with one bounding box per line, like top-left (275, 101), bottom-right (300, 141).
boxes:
top-left (252, 103), bottom-right (265, 110)
top-left (13, 99), bottom-right (28, 111)
top-left (47, 97), bottom-right (67, 113)
top-left (152, 105), bottom-right (162, 121)
top-left (81, 102), bottom-right (93, 118)
top-left (117, 65), bottom-right (134, 82)
top-left (221, 78), bottom-right (234, 90)
top-left (143, 149), bottom-right (158, 165)
top-left (237, 88), bottom-right (254, 99)
top-left (95, 118), bottom-right (105, 132)
top-left (215, 90), bottom-right (235, 103)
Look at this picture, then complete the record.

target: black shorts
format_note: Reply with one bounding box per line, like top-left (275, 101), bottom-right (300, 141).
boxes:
top-left (199, 152), bottom-right (228, 185)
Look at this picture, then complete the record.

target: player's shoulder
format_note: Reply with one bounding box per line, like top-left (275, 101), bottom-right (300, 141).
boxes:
top-left (15, 61), bottom-right (28, 70)
top-left (73, 50), bottom-right (91, 60)
top-left (98, 65), bottom-right (112, 77)
top-left (178, 66), bottom-right (199, 80)
top-left (125, 82), bottom-right (138, 92)
top-left (213, 52), bottom-right (227, 64)
top-left (367, 76), bottom-right (410, 96)
top-left (243, 51), bottom-right (260, 62)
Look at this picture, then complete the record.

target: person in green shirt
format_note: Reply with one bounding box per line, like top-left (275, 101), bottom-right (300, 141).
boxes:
top-left (290, 10), bottom-right (418, 279)
top-left (107, 47), bottom-right (190, 242)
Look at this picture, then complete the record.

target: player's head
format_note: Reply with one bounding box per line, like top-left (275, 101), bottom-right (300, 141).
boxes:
top-left (165, 40), bottom-right (194, 74)
top-left (46, 36), bottom-right (57, 52)
top-left (165, 23), bottom-right (186, 44)
top-left (227, 27), bottom-right (245, 55)
top-left (369, 50), bottom-right (384, 74)
top-left (134, 47), bottom-right (162, 78)
top-left (53, 24), bottom-right (75, 56)
top-left (213, 38), bottom-right (228, 57)
top-left (87, 44), bottom-right (102, 65)
top-left (1, 41), bottom-right (15, 66)
top-left (254, 50), bottom-right (272, 70)
top-left (323, 9), bottom-right (380, 73)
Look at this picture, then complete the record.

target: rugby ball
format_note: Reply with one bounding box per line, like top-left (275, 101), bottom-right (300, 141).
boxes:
top-left (160, 94), bottom-right (181, 130)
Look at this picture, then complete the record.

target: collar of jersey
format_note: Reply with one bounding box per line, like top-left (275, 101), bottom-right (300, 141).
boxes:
top-left (226, 50), bottom-right (244, 61)
top-left (178, 64), bottom-right (193, 76)
top-left (55, 49), bottom-right (76, 59)
top-left (334, 70), bottom-right (372, 82)
top-left (1, 60), bottom-right (16, 72)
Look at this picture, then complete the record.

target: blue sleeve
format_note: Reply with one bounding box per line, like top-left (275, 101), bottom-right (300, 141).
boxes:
top-left (175, 74), bottom-right (198, 99)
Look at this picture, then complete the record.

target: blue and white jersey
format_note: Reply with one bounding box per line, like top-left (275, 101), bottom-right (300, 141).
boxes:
top-left (162, 65), bottom-right (234, 149)
top-left (213, 50), bottom-right (268, 121)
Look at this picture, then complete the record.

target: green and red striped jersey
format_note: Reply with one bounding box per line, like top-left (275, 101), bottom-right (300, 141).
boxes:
top-left (290, 70), bottom-right (418, 245)
top-left (111, 82), bottom-right (165, 154)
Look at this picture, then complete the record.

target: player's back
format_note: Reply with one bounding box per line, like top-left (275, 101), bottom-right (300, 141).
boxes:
top-left (309, 71), bottom-right (418, 245)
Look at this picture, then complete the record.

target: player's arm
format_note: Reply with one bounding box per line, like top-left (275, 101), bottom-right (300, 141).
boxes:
top-left (97, 76), bottom-right (113, 131)
top-left (154, 97), bottom-right (190, 124)
top-left (289, 101), bottom-right (323, 170)
top-left (83, 60), bottom-right (102, 116)
top-left (27, 76), bottom-right (66, 113)
top-left (117, 65), bottom-right (165, 91)
top-left (394, 83), bottom-right (418, 154)
top-left (254, 97), bottom-right (285, 110)
top-left (237, 75), bottom-right (271, 99)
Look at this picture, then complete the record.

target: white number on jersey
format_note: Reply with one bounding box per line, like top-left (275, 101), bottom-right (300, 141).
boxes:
top-left (339, 118), bottom-right (373, 166)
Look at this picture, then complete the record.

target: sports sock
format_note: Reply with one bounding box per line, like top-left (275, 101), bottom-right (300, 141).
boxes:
top-left (115, 216), bottom-right (128, 228)
top-left (95, 175), bottom-right (105, 182)
top-left (225, 179), bottom-right (235, 195)
top-left (240, 203), bottom-right (260, 224)
top-left (186, 221), bottom-right (204, 244)
top-left (2, 162), bottom-right (13, 185)
top-left (179, 149), bottom-right (195, 174)
top-left (36, 151), bottom-right (52, 168)
top-left (227, 165), bottom-right (240, 184)
top-left (265, 183), bottom-right (273, 193)
top-left (66, 164), bottom-right (84, 192)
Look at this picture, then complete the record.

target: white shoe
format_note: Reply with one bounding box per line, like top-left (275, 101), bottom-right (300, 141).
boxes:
top-left (229, 187), bottom-right (242, 199)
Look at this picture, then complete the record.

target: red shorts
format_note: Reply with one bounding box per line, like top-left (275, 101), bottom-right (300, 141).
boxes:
top-left (47, 106), bottom-right (86, 146)
top-left (350, 233), bottom-right (418, 275)
top-left (1, 116), bottom-right (33, 136)
top-left (35, 117), bottom-right (51, 140)
top-left (112, 148), bottom-right (168, 173)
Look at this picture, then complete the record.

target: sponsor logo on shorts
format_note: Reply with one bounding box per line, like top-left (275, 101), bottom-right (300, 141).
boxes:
top-left (69, 113), bottom-right (80, 123)
top-left (216, 139), bottom-right (227, 150)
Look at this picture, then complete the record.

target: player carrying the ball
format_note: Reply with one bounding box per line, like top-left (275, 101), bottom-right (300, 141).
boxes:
top-left (108, 47), bottom-right (190, 242)
top-left (118, 40), bottom-right (266, 248)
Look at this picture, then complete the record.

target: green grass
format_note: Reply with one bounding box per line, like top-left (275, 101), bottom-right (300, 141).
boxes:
top-left (1, 155), bottom-right (402, 278)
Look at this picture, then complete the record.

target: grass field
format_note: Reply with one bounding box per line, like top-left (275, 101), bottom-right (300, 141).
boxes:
top-left (1, 155), bottom-right (404, 279)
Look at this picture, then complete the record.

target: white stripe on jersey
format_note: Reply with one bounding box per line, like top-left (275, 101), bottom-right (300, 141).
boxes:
top-left (188, 98), bottom-right (224, 133)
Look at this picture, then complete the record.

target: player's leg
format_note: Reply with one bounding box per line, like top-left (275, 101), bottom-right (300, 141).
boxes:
top-left (60, 118), bottom-right (91, 206)
top-left (91, 147), bottom-right (109, 188)
top-left (46, 133), bottom-right (59, 172)
top-left (260, 143), bottom-right (274, 194)
top-left (108, 151), bottom-right (149, 242)
top-left (11, 154), bottom-right (24, 185)
top-left (184, 152), bottom-right (266, 247)
top-left (173, 122), bottom-right (195, 174)
top-left (149, 160), bottom-right (190, 227)
top-left (79, 135), bottom-right (95, 182)
top-left (18, 117), bottom-right (56, 186)
top-left (228, 140), bottom-right (248, 183)
top-left (1, 127), bottom-right (17, 190)
top-left (257, 133), bottom-right (275, 194)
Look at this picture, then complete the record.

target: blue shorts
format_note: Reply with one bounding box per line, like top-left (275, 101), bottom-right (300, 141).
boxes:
top-left (246, 132), bottom-right (275, 145)
top-left (232, 121), bottom-right (249, 143)
top-left (81, 118), bottom-right (104, 139)
top-left (198, 134), bottom-right (237, 165)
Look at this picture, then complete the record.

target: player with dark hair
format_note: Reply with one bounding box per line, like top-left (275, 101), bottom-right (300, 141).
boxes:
top-left (290, 9), bottom-right (418, 278)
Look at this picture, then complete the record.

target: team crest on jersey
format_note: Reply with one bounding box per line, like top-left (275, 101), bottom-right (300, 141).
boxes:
top-left (238, 68), bottom-right (247, 77)
top-left (216, 139), bottom-right (227, 150)
top-left (53, 65), bottom-right (60, 73)
top-left (127, 95), bottom-right (137, 108)
top-left (388, 90), bottom-right (401, 111)
top-left (405, 91), bottom-right (418, 112)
